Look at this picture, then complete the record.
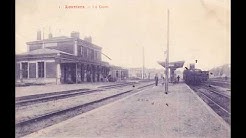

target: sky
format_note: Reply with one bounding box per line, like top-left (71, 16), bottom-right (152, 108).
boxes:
top-left (16, 0), bottom-right (230, 70)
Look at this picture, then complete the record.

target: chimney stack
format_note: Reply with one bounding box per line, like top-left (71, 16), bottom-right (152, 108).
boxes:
top-left (37, 30), bottom-right (41, 40)
top-left (84, 36), bottom-right (92, 43)
top-left (48, 33), bottom-right (53, 39)
top-left (71, 31), bottom-right (80, 38)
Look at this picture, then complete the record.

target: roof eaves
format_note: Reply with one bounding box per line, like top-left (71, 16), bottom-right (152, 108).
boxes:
top-left (26, 37), bottom-right (74, 45)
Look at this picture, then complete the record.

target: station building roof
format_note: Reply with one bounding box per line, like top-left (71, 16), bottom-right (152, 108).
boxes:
top-left (26, 36), bottom-right (102, 50)
top-left (18, 48), bottom-right (73, 56)
top-left (16, 48), bottom-right (110, 67)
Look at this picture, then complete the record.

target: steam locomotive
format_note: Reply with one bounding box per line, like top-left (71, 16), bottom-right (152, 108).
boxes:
top-left (183, 64), bottom-right (209, 85)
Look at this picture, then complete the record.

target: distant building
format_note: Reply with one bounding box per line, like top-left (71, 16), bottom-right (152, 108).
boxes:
top-left (209, 64), bottom-right (231, 78)
top-left (128, 68), bottom-right (165, 79)
top-left (108, 65), bottom-right (128, 82)
top-left (158, 61), bottom-right (185, 82)
top-left (16, 31), bottom-right (110, 84)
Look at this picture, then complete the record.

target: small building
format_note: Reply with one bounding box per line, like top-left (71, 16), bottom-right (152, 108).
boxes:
top-left (128, 68), bottom-right (143, 79)
top-left (108, 66), bottom-right (128, 82)
top-left (16, 31), bottom-right (110, 84)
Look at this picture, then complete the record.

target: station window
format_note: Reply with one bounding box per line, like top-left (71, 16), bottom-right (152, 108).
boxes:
top-left (98, 51), bottom-right (101, 60)
top-left (21, 62), bottom-right (28, 78)
top-left (86, 48), bottom-right (89, 58)
top-left (83, 47), bottom-right (86, 58)
top-left (95, 51), bottom-right (97, 60)
top-left (80, 47), bottom-right (83, 57)
top-left (38, 62), bottom-right (45, 78)
top-left (91, 49), bottom-right (94, 60)
top-left (116, 71), bottom-right (119, 78)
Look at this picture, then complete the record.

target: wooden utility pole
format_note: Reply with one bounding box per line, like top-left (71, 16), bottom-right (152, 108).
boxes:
top-left (165, 9), bottom-right (170, 94)
top-left (142, 46), bottom-right (145, 79)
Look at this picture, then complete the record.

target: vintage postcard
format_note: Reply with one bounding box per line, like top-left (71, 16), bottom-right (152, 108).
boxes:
top-left (16, 0), bottom-right (230, 137)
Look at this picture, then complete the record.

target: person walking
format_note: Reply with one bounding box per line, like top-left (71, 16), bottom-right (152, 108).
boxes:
top-left (154, 74), bottom-right (159, 86)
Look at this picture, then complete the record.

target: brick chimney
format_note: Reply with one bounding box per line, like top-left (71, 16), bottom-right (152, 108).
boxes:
top-left (84, 36), bottom-right (92, 43)
top-left (37, 30), bottom-right (41, 40)
top-left (48, 33), bottom-right (53, 39)
top-left (71, 31), bottom-right (80, 38)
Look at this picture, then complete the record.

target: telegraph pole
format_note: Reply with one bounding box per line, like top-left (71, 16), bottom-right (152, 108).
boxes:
top-left (165, 9), bottom-right (170, 94)
top-left (142, 46), bottom-right (145, 79)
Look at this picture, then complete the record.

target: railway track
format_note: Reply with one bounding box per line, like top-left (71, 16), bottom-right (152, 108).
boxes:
top-left (190, 85), bottom-right (231, 125)
top-left (200, 85), bottom-right (230, 99)
top-left (15, 82), bottom-right (154, 138)
top-left (207, 79), bottom-right (230, 89)
top-left (16, 82), bottom-right (137, 107)
top-left (15, 89), bottom-right (103, 107)
top-left (98, 82), bottom-right (136, 89)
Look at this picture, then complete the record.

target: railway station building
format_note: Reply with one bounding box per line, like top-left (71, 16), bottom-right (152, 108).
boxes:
top-left (16, 31), bottom-right (110, 84)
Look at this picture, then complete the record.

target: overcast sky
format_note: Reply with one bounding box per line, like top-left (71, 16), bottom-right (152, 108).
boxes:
top-left (16, 0), bottom-right (230, 70)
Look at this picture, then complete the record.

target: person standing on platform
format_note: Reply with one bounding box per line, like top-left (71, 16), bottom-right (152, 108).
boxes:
top-left (161, 75), bottom-right (165, 85)
top-left (154, 74), bottom-right (159, 86)
top-left (177, 75), bottom-right (180, 83)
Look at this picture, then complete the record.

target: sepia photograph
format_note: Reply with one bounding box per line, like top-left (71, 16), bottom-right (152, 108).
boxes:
top-left (15, 0), bottom-right (230, 137)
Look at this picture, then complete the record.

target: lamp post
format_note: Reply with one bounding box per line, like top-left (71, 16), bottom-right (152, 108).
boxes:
top-left (165, 9), bottom-right (170, 94)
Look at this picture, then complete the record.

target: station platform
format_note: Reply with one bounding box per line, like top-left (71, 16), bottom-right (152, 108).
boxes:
top-left (24, 83), bottom-right (230, 138)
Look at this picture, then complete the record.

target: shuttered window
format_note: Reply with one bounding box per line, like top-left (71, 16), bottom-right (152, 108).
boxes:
top-left (46, 62), bottom-right (56, 78)
top-left (22, 62), bottom-right (28, 78)
top-left (80, 47), bottom-right (83, 57)
top-left (16, 63), bottom-right (20, 79)
top-left (29, 63), bottom-right (36, 78)
top-left (38, 62), bottom-right (44, 78)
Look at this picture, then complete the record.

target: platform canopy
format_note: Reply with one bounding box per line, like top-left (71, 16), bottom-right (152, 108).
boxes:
top-left (157, 61), bottom-right (185, 69)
